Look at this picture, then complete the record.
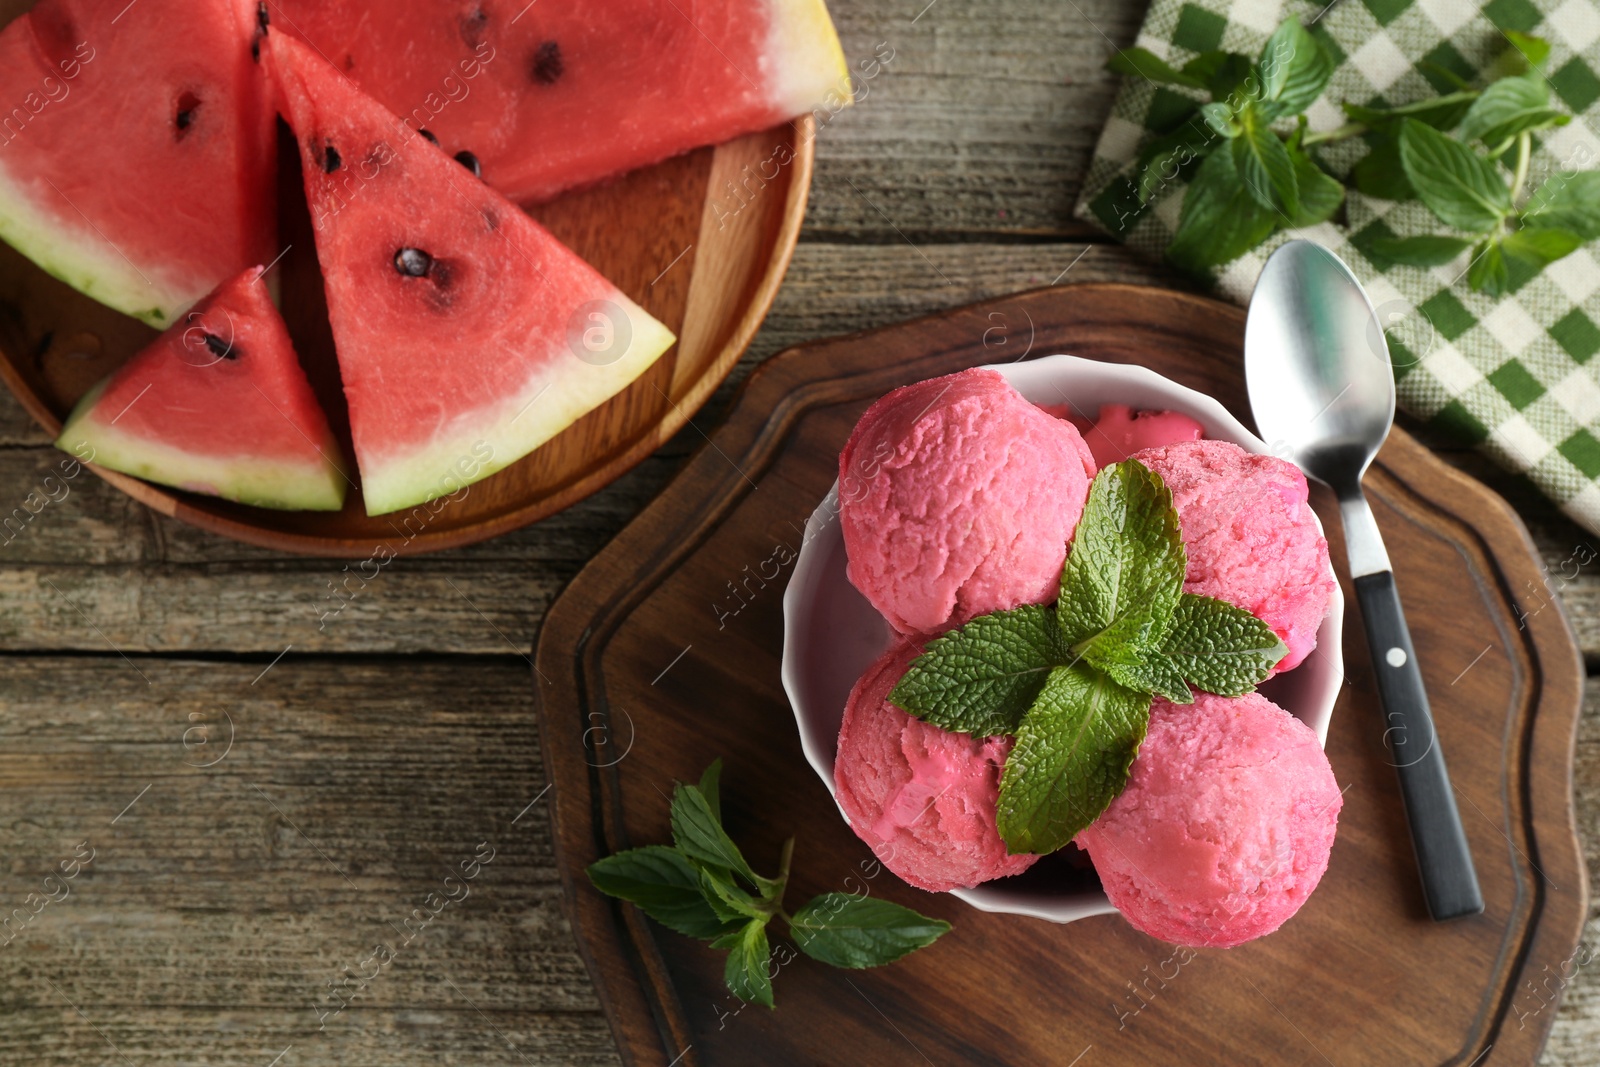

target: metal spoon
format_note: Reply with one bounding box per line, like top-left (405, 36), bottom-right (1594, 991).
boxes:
top-left (1245, 239), bottom-right (1483, 922)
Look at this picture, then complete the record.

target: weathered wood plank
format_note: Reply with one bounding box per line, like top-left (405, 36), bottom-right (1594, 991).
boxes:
top-left (0, 657), bottom-right (624, 1066)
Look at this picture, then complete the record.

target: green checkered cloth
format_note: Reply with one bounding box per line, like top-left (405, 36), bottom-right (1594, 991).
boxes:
top-left (1076, 0), bottom-right (1600, 535)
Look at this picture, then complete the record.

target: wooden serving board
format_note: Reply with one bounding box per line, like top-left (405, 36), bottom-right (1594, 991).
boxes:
top-left (0, 0), bottom-right (812, 556)
top-left (535, 284), bottom-right (1589, 1066)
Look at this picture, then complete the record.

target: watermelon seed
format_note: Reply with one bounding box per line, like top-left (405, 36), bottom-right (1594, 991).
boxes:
top-left (322, 143), bottom-right (342, 174)
top-left (251, 2), bottom-right (268, 61)
top-left (394, 248), bottom-right (434, 278)
top-left (460, 6), bottom-right (489, 48)
top-left (418, 128), bottom-right (440, 146)
top-left (203, 333), bottom-right (237, 360)
top-left (532, 41), bottom-right (563, 85)
top-left (454, 151), bottom-right (482, 178)
top-left (175, 93), bottom-right (201, 138)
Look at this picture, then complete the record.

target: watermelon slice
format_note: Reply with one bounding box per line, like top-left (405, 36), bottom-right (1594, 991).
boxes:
top-left (271, 0), bottom-right (850, 203)
top-left (56, 267), bottom-right (347, 510)
top-left (267, 33), bottom-right (676, 517)
top-left (0, 0), bottom-right (276, 326)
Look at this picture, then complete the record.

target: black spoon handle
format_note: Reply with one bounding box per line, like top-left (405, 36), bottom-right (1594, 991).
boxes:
top-left (1353, 569), bottom-right (1484, 921)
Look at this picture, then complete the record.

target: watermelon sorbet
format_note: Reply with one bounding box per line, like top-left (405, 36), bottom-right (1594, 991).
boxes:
top-left (834, 640), bottom-right (1037, 892)
top-left (1076, 691), bottom-right (1342, 948)
top-left (838, 368), bottom-right (1097, 636)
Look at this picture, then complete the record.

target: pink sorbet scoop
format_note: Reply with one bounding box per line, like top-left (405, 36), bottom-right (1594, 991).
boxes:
top-left (834, 639), bottom-right (1038, 892)
top-left (838, 368), bottom-right (1097, 636)
top-left (1134, 439), bottom-right (1334, 672)
top-left (1077, 691), bottom-right (1342, 948)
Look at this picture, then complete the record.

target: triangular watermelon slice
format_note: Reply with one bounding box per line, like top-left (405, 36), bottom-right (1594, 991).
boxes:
top-left (266, 33), bottom-right (676, 517)
top-left (271, 0), bottom-right (850, 203)
top-left (0, 0), bottom-right (276, 326)
top-left (56, 267), bottom-right (347, 510)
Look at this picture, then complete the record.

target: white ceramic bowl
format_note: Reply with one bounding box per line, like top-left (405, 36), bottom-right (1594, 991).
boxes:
top-left (780, 354), bottom-right (1345, 924)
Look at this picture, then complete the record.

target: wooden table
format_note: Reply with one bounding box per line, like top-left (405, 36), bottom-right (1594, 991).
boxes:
top-left (0, 1), bottom-right (1593, 1063)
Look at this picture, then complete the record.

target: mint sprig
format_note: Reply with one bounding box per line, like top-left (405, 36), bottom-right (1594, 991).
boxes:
top-left (892, 460), bottom-right (1288, 856)
top-left (1109, 18), bottom-right (1596, 296)
top-left (586, 760), bottom-right (950, 1008)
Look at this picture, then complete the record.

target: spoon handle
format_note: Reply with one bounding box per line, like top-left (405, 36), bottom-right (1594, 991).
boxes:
top-left (1353, 569), bottom-right (1484, 921)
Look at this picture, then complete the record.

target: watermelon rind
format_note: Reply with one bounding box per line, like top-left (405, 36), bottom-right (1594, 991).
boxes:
top-left (57, 381), bottom-right (348, 511)
top-left (356, 292), bottom-right (675, 517)
top-left (0, 168), bottom-right (187, 327)
top-left (767, 0), bottom-right (853, 115)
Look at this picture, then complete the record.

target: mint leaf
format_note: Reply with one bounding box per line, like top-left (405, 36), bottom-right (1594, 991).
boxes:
top-left (1168, 147), bottom-right (1278, 271)
top-left (1523, 172), bottom-right (1600, 240)
top-left (1182, 51), bottom-right (1253, 98)
top-left (717, 920), bottom-right (774, 1007)
top-left (1160, 594), bottom-right (1286, 697)
top-left (1342, 91), bottom-right (1478, 131)
top-left (1467, 238), bottom-right (1511, 297)
top-left (699, 758), bottom-right (723, 823)
top-left (1398, 119), bottom-right (1512, 233)
top-left (1101, 654), bottom-right (1194, 705)
top-left (1351, 133), bottom-right (1415, 201)
top-left (671, 781), bottom-right (762, 887)
top-left (890, 604), bottom-right (1064, 736)
top-left (586, 846), bottom-right (741, 939)
top-left (1459, 75), bottom-right (1566, 156)
top-left (1367, 234), bottom-right (1474, 267)
top-left (1286, 149), bottom-right (1343, 227)
top-left (1200, 101), bottom-right (1241, 138)
top-left (1502, 227), bottom-right (1583, 268)
top-left (996, 664), bottom-right (1152, 854)
top-left (1058, 460), bottom-right (1186, 659)
top-left (1106, 47), bottom-right (1206, 90)
top-left (1233, 107), bottom-right (1300, 214)
top-left (699, 866), bottom-right (767, 922)
top-left (789, 896), bottom-right (951, 968)
top-left (1502, 29), bottom-right (1550, 72)
top-left (1258, 18), bottom-right (1334, 118)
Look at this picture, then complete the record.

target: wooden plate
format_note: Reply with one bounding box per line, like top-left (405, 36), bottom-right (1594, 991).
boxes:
top-left (0, 0), bottom-right (812, 557)
top-left (534, 284), bottom-right (1589, 1067)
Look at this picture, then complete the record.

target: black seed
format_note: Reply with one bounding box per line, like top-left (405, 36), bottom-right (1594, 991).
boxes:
top-left (418, 127), bottom-right (439, 145)
top-left (322, 143), bottom-right (342, 173)
top-left (175, 92), bottom-right (201, 136)
top-left (459, 6), bottom-right (488, 47)
top-left (394, 248), bottom-right (433, 277)
top-left (454, 150), bottom-right (481, 178)
top-left (256, 2), bottom-right (269, 31)
top-left (532, 41), bottom-right (563, 85)
top-left (204, 333), bottom-right (237, 360)
top-left (252, 2), bottom-right (268, 61)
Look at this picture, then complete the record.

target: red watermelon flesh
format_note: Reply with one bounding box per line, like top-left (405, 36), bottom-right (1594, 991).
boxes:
top-left (0, 0), bottom-right (277, 326)
top-left (270, 0), bottom-right (850, 203)
top-left (267, 33), bottom-right (676, 517)
top-left (56, 267), bottom-right (348, 510)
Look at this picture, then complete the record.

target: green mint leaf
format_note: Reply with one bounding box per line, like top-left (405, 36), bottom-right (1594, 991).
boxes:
top-left (1233, 108), bottom-right (1300, 214)
top-left (1286, 149), bottom-right (1343, 227)
top-left (889, 604), bottom-right (1064, 737)
top-left (1159, 594), bottom-right (1286, 697)
top-left (1467, 238), bottom-right (1511, 297)
top-left (717, 919), bottom-right (774, 1007)
top-left (1167, 147), bottom-right (1278, 271)
top-left (586, 846), bottom-right (742, 940)
top-left (1106, 47), bottom-right (1206, 90)
top-left (789, 895), bottom-right (951, 968)
top-left (1502, 227), bottom-right (1583, 269)
top-left (1058, 460), bottom-right (1187, 659)
top-left (1351, 132), bottom-right (1416, 201)
top-left (699, 866), bottom-right (767, 922)
top-left (1459, 75), bottom-right (1561, 155)
top-left (1100, 653), bottom-right (1194, 705)
top-left (699, 759), bottom-right (723, 824)
top-left (1258, 18), bottom-right (1333, 118)
top-left (1182, 51), bottom-right (1253, 98)
top-left (1342, 91), bottom-right (1478, 132)
top-left (1522, 172), bottom-right (1600, 240)
top-left (1366, 234), bottom-right (1474, 267)
top-left (671, 780), bottom-right (761, 887)
top-left (1397, 119), bottom-right (1513, 233)
top-left (1502, 29), bottom-right (1551, 72)
top-left (995, 664), bottom-right (1152, 855)
top-left (1199, 101), bottom-right (1241, 138)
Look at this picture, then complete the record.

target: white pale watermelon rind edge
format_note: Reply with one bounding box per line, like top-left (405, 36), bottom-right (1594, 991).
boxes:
top-left (765, 0), bottom-right (853, 116)
top-left (356, 295), bottom-right (677, 518)
top-left (56, 381), bottom-right (349, 512)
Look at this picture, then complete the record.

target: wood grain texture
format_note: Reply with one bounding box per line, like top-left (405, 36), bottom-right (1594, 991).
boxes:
top-left (535, 285), bottom-right (1588, 1066)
